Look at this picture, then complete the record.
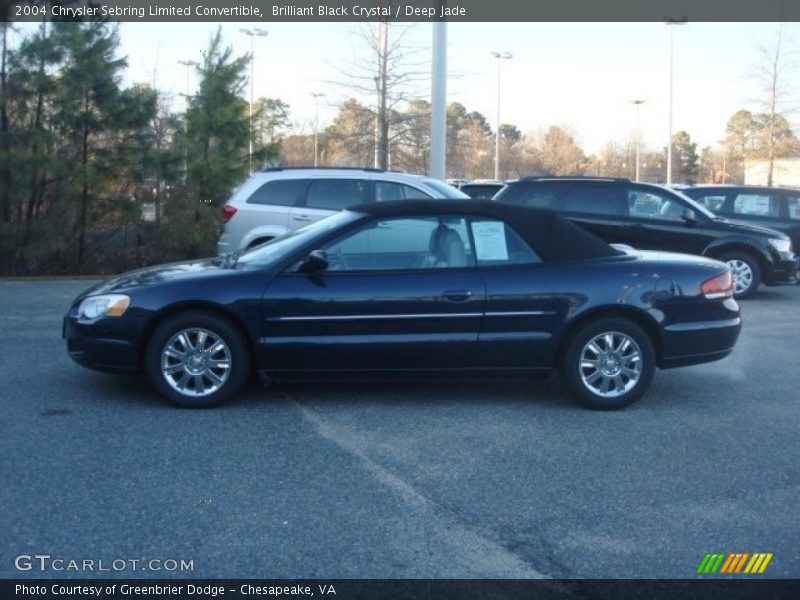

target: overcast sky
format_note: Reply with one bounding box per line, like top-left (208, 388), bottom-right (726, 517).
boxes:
top-left (14, 21), bottom-right (797, 154)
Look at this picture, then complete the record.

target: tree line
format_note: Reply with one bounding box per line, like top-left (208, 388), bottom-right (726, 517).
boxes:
top-left (1, 20), bottom-right (797, 276)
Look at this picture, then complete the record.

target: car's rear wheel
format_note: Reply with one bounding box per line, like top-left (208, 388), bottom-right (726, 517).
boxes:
top-left (144, 311), bottom-right (250, 408)
top-left (561, 318), bottom-right (655, 410)
top-left (719, 251), bottom-right (761, 299)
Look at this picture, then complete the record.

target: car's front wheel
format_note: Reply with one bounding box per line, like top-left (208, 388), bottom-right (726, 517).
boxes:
top-left (561, 318), bottom-right (655, 410)
top-left (719, 251), bottom-right (761, 299)
top-left (144, 311), bottom-right (250, 408)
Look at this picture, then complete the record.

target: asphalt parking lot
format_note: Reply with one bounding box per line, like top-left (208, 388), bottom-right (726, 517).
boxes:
top-left (1, 280), bottom-right (798, 579)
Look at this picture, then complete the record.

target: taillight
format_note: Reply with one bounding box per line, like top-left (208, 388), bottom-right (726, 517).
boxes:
top-left (701, 270), bottom-right (733, 299)
top-left (222, 205), bottom-right (237, 223)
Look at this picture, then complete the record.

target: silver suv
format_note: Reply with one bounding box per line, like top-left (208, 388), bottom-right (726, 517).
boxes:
top-left (217, 167), bottom-right (468, 255)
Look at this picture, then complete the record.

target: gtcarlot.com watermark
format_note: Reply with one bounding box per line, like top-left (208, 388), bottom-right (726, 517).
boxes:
top-left (15, 554), bottom-right (194, 573)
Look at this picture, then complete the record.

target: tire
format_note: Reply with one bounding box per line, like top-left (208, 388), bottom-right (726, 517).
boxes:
top-left (144, 311), bottom-right (250, 408)
top-left (718, 251), bottom-right (761, 299)
top-left (561, 318), bottom-right (655, 411)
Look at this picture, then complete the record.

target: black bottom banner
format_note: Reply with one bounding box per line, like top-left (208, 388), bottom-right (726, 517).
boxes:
top-left (3, 579), bottom-right (800, 600)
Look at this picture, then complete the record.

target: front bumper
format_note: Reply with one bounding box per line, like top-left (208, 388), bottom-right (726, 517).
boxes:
top-left (63, 314), bottom-right (141, 374)
top-left (763, 255), bottom-right (798, 285)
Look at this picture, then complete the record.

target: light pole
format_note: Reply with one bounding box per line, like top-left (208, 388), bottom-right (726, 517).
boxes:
top-left (665, 19), bottom-right (686, 184)
top-left (311, 92), bottom-right (326, 167)
top-left (630, 99), bottom-right (647, 181)
top-left (491, 51), bottom-right (512, 180)
top-left (240, 27), bottom-right (268, 172)
top-left (430, 21), bottom-right (447, 179)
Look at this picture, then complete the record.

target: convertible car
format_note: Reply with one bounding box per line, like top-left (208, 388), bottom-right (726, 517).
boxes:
top-left (64, 200), bottom-right (741, 410)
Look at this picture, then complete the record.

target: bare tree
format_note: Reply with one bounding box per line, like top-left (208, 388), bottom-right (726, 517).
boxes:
top-left (752, 25), bottom-right (798, 186)
top-left (331, 21), bottom-right (427, 170)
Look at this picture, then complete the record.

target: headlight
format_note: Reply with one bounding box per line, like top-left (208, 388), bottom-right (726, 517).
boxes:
top-left (77, 294), bottom-right (130, 319)
top-left (767, 238), bottom-right (792, 253)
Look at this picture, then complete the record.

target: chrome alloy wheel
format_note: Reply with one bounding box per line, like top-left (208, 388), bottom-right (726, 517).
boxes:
top-left (160, 328), bottom-right (232, 397)
top-left (726, 259), bottom-right (754, 295)
top-left (579, 332), bottom-right (643, 399)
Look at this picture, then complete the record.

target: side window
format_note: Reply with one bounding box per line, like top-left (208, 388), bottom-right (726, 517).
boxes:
top-left (627, 189), bottom-right (685, 221)
top-left (562, 186), bottom-right (622, 216)
top-left (786, 195), bottom-right (800, 220)
top-left (733, 193), bottom-right (780, 217)
top-left (692, 194), bottom-right (727, 213)
top-left (306, 179), bottom-right (369, 211)
top-left (374, 181), bottom-right (432, 202)
top-left (462, 185), bottom-right (502, 200)
top-left (470, 219), bottom-right (541, 266)
top-left (246, 179), bottom-right (305, 206)
top-left (495, 182), bottom-right (558, 208)
top-left (323, 217), bottom-right (473, 271)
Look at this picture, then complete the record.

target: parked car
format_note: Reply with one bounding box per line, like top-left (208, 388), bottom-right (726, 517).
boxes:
top-left (494, 177), bottom-right (797, 298)
top-left (65, 200), bottom-right (741, 411)
top-left (460, 181), bottom-right (506, 200)
top-left (681, 184), bottom-right (800, 255)
top-left (217, 167), bottom-right (468, 256)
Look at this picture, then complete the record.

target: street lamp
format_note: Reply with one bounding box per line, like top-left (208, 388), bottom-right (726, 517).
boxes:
top-left (665, 19), bottom-right (686, 184)
top-left (491, 51), bottom-right (513, 180)
top-left (630, 99), bottom-right (647, 181)
top-left (240, 27), bottom-right (269, 172)
top-left (177, 59), bottom-right (199, 106)
top-left (311, 92), bottom-right (326, 167)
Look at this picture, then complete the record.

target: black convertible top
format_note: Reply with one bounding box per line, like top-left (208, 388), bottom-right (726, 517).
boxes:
top-left (346, 199), bottom-right (623, 262)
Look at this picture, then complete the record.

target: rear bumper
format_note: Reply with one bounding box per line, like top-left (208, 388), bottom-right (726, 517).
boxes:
top-left (660, 315), bottom-right (741, 369)
top-left (63, 315), bottom-right (140, 374)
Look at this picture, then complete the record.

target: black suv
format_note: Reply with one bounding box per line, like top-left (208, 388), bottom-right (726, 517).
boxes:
top-left (681, 185), bottom-right (800, 254)
top-left (494, 177), bottom-right (798, 298)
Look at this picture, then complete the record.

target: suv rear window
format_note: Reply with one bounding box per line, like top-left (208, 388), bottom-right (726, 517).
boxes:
top-left (374, 181), bottom-right (431, 201)
top-left (733, 193), bottom-right (780, 217)
top-left (494, 182), bottom-right (559, 208)
top-left (306, 179), bottom-right (369, 210)
top-left (561, 186), bottom-right (621, 215)
top-left (690, 193), bottom-right (728, 212)
top-left (246, 179), bottom-right (305, 206)
top-left (788, 195), bottom-right (800, 220)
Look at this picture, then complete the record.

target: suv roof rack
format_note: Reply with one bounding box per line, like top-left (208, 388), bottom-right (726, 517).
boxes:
top-left (261, 166), bottom-right (388, 173)
top-left (520, 176), bottom-right (632, 182)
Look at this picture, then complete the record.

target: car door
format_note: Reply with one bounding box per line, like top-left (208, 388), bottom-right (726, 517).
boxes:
top-left (468, 218), bottom-right (566, 368)
top-left (260, 215), bottom-right (486, 374)
top-left (288, 177), bottom-right (370, 229)
top-left (623, 186), bottom-right (711, 254)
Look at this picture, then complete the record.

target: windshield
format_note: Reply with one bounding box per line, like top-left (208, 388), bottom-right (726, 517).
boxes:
top-left (657, 185), bottom-right (717, 220)
top-left (422, 179), bottom-right (470, 199)
top-left (235, 211), bottom-right (362, 270)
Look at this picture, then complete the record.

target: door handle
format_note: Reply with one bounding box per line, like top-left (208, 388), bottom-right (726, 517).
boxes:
top-left (293, 214), bottom-right (312, 222)
top-left (442, 290), bottom-right (473, 302)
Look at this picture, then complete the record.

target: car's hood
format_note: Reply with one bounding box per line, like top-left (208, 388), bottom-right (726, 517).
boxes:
top-left (80, 259), bottom-right (233, 297)
top-left (714, 217), bottom-right (788, 239)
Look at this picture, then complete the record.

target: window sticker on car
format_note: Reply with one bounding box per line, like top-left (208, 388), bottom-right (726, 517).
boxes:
top-left (472, 221), bottom-right (508, 261)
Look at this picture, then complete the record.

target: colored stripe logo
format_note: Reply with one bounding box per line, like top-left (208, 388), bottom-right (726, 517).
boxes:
top-left (697, 553), bottom-right (773, 574)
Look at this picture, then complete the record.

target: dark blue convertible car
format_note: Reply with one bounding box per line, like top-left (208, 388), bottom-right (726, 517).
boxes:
top-left (64, 200), bottom-right (741, 410)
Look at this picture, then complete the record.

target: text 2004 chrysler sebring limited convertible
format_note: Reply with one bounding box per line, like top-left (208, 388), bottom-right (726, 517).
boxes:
top-left (64, 201), bottom-right (742, 410)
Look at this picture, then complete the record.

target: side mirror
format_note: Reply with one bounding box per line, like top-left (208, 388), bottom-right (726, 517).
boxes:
top-left (299, 250), bottom-right (328, 273)
top-left (681, 208), bottom-right (696, 224)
